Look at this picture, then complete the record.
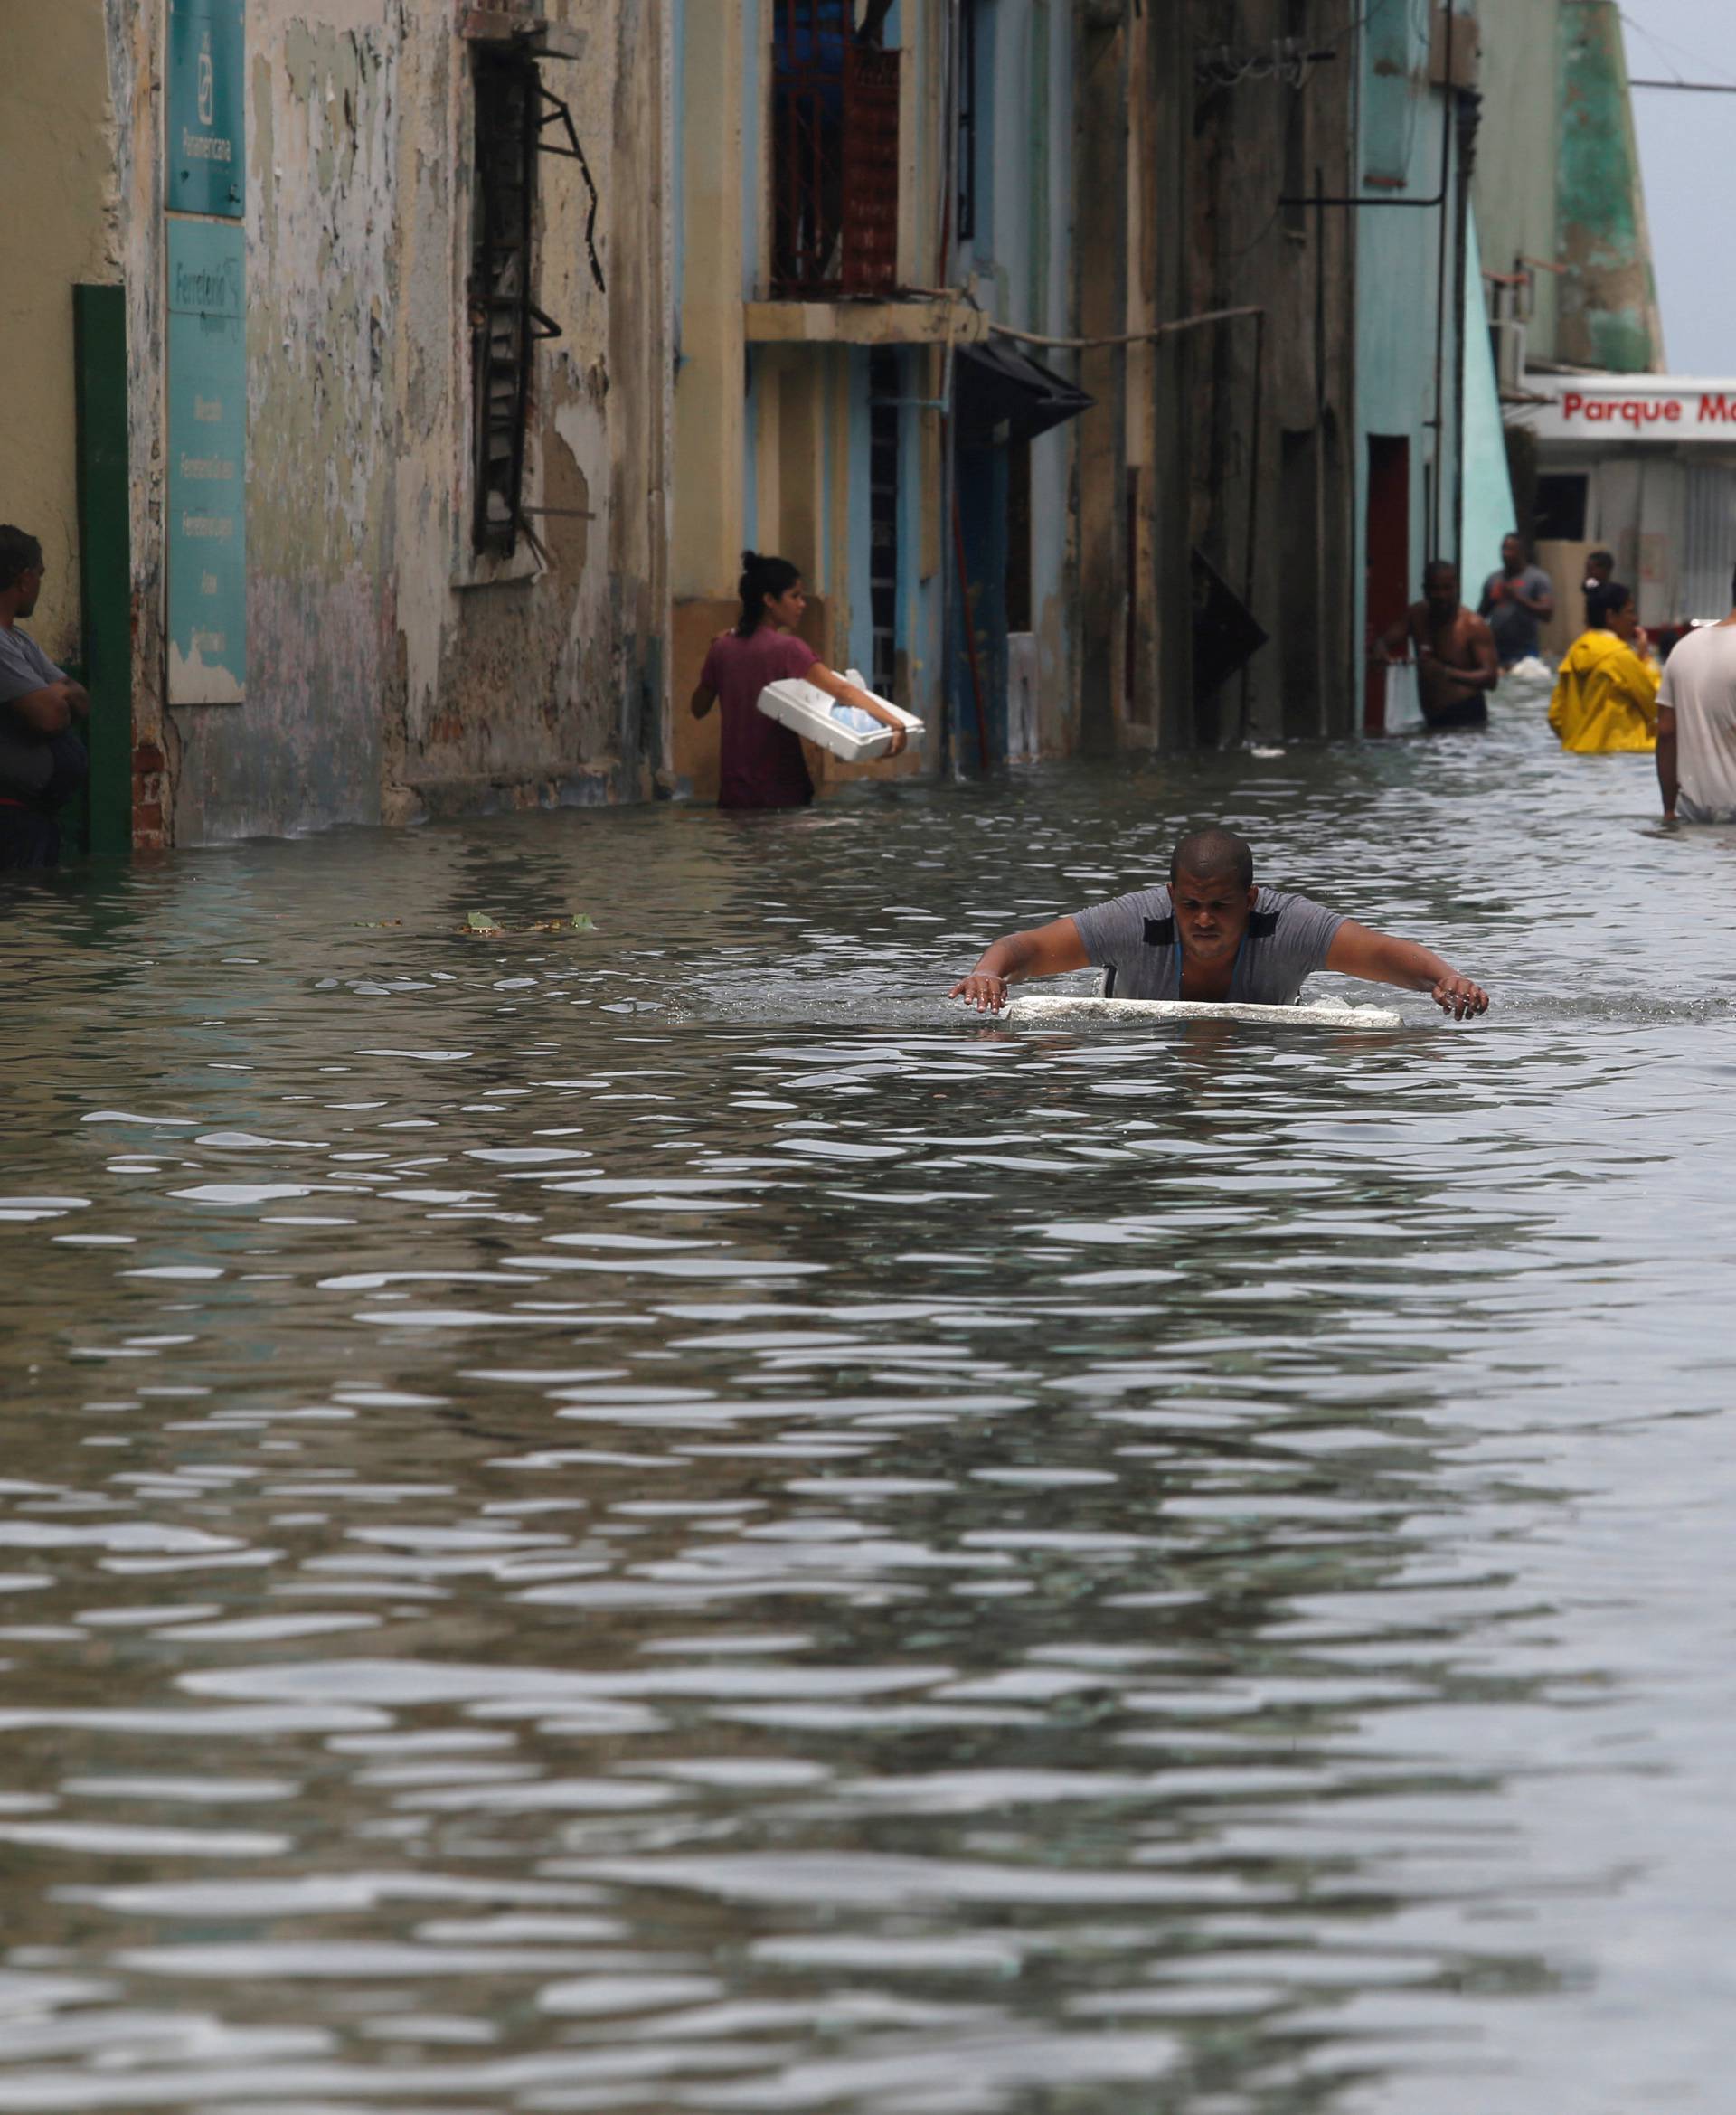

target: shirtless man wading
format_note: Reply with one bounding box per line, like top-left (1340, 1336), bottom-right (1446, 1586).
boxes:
top-left (950, 827), bottom-right (1489, 1019)
top-left (1384, 560), bottom-right (1500, 731)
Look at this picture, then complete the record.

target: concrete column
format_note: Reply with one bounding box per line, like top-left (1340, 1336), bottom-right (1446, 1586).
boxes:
top-left (673, 1), bottom-right (747, 600)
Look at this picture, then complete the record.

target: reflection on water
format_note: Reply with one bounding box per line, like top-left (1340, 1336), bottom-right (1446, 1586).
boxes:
top-left (5, 708), bottom-right (1736, 2111)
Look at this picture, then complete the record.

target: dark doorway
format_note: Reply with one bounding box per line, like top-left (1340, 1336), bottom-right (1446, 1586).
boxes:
top-left (1006, 437), bottom-right (1032, 635)
top-left (952, 442), bottom-right (1009, 768)
top-left (868, 347), bottom-right (900, 698)
top-left (1533, 472), bottom-right (1589, 544)
top-left (1364, 434), bottom-right (1410, 733)
top-left (1279, 428), bottom-right (1321, 737)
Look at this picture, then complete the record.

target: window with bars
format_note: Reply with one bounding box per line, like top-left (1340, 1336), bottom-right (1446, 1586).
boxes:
top-left (470, 45), bottom-right (542, 555)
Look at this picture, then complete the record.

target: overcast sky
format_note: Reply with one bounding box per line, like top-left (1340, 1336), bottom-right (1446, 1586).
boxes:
top-left (1619, 1), bottom-right (1736, 373)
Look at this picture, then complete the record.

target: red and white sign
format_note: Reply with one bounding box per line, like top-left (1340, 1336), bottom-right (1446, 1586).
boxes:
top-left (1519, 376), bottom-right (1736, 445)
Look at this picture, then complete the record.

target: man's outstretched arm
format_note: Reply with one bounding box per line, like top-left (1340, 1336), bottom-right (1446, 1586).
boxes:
top-left (951, 916), bottom-right (1090, 1013)
top-left (1326, 920), bottom-right (1488, 1019)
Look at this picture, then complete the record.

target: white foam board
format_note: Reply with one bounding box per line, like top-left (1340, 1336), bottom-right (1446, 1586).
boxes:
top-left (758, 667), bottom-right (924, 762)
top-left (1003, 994), bottom-right (1405, 1028)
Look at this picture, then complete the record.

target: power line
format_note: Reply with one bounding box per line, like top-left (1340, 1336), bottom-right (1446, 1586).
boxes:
top-left (1619, 10), bottom-right (1736, 91)
top-left (1630, 79), bottom-right (1736, 94)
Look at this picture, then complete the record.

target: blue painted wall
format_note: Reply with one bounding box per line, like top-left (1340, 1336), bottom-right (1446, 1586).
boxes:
top-left (1354, 0), bottom-right (1513, 695)
top-left (1354, 0), bottom-right (1467, 668)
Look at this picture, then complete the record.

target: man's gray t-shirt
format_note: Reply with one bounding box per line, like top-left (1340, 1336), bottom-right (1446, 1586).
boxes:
top-left (0, 625), bottom-right (65, 798)
top-left (1478, 564), bottom-right (1552, 662)
top-left (1071, 884), bottom-right (1344, 1003)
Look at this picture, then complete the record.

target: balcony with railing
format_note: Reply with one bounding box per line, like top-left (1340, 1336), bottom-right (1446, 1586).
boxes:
top-left (769, 0), bottom-right (900, 298)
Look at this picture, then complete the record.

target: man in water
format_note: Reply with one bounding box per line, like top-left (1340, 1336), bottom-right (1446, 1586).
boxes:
top-left (0, 526), bottom-right (90, 871)
top-left (1478, 533), bottom-right (1554, 667)
top-left (1583, 548), bottom-right (1614, 629)
top-left (1656, 565), bottom-right (1736, 822)
top-left (950, 826), bottom-right (1489, 1019)
top-left (1382, 559), bottom-right (1499, 730)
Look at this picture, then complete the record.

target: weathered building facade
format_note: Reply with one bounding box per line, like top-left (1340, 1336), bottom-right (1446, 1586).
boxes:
top-left (668, 0), bottom-right (1084, 794)
top-left (1354, 0), bottom-right (1514, 732)
top-left (1476, 0), bottom-right (1663, 382)
top-left (1476, 0), bottom-right (1679, 641)
top-left (1075, 1), bottom-right (1361, 749)
top-left (5, 0), bottom-right (672, 850)
top-left (5, 1), bottom-right (1584, 868)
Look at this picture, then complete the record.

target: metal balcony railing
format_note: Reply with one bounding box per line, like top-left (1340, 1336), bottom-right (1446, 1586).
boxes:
top-left (771, 4), bottom-right (900, 297)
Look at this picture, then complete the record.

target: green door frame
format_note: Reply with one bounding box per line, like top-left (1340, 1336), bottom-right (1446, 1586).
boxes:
top-left (73, 283), bottom-right (132, 859)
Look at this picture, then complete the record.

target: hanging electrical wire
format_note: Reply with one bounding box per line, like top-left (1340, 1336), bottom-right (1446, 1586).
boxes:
top-left (1194, 37), bottom-right (1328, 92)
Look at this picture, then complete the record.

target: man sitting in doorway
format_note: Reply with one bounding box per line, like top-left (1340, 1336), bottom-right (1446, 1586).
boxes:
top-left (1656, 566), bottom-right (1736, 822)
top-left (949, 826), bottom-right (1489, 1019)
top-left (1478, 532), bottom-right (1554, 667)
top-left (0, 526), bottom-right (90, 873)
top-left (1382, 559), bottom-right (1500, 731)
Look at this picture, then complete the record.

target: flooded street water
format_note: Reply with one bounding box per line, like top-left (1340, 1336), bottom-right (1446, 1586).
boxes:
top-left (6, 702), bottom-right (1736, 2113)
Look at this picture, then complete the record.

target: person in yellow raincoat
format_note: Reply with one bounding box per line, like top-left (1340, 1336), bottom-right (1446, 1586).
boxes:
top-left (1548, 581), bottom-right (1659, 753)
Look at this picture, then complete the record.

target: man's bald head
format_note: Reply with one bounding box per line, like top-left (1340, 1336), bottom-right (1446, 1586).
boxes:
top-left (1169, 827), bottom-right (1253, 892)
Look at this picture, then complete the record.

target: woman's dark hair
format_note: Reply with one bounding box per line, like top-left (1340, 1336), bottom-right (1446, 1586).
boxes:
top-left (1589, 580), bottom-right (1633, 627)
top-left (735, 551), bottom-right (801, 637)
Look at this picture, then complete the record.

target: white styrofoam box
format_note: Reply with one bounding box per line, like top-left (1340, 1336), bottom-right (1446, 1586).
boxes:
top-left (1005, 994), bottom-right (1405, 1028)
top-left (757, 667), bottom-right (925, 762)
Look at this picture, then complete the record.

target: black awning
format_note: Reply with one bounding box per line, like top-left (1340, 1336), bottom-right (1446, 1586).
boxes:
top-left (953, 338), bottom-right (1094, 449)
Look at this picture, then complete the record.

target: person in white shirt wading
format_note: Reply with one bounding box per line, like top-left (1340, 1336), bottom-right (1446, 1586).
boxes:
top-left (1656, 566), bottom-right (1736, 824)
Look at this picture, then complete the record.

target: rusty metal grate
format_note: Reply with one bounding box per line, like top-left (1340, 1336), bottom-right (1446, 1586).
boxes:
top-left (841, 46), bottom-right (899, 293)
top-left (771, 3), bottom-right (900, 297)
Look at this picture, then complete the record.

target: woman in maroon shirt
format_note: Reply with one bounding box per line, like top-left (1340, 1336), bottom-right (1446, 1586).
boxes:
top-left (690, 552), bottom-right (907, 808)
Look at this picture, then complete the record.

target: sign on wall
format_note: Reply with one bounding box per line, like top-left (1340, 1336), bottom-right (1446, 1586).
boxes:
top-left (167, 0), bottom-right (245, 217)
top-left (1519, 379), bottom-right (1736, 446)
top-left (167, 220), bottom-right (246, 705)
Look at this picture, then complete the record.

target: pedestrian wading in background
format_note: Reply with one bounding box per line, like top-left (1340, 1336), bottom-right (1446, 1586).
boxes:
top-left (1549, 581), bottom-right (1659, 755)
top-left (1583, 548), bottom-right (1615, 630)
top-left (690, 552), bottom-right (907, 810)
top-left (0, 526), bottom-right (90, 873)
top-left (951, 826), bottom-right (1489, 1020)
top-left (1479, 532), bottom-right (1555, 669)
top-left (1382, 559), bottom-right (1500, 731)
top-left (1656, 565), bottom-right (1736, 822)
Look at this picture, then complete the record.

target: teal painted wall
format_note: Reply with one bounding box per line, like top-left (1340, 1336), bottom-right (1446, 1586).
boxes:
top-left (1354, 1), bottom-right (1467, 672)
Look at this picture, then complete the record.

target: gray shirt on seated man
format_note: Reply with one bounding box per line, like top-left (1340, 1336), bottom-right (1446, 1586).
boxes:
top-left (0, 525), bottom-right (90, 871)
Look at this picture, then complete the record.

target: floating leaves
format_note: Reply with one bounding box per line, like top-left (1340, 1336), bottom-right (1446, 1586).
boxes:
top-left (455, 911), bottom-right (595, 938)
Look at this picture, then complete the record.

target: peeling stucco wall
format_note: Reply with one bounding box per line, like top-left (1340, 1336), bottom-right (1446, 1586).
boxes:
top-left (1556, 0), bottom-right (1663, 373)
top-left (2, 9), bottom-right (124, 666)
top-left (111, 0), bottom-right (672, 847)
